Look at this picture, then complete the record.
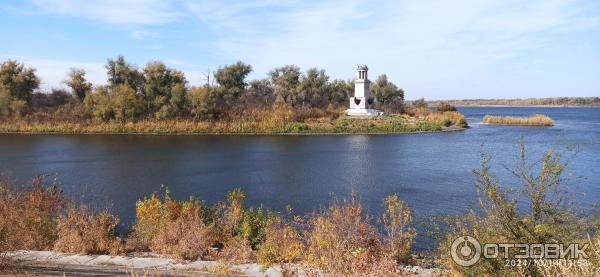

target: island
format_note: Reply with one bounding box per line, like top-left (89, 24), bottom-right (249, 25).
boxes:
top-left (0, 59), bottom-right (467, 135)
top-left (483, 114), bottom-right (554, 126)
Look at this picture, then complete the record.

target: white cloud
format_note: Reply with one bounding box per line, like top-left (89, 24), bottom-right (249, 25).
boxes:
top-left (31, 0), bottom-right (181, 25)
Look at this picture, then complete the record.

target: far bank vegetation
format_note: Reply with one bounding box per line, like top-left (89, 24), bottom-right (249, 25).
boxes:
top-left (0, 58), bottom-right (466, 134)
top-left (483, 114), bottom-right (555, 126)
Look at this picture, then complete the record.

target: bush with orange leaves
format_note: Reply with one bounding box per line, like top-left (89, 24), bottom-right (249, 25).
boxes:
top-left (303, 196), bottom-right (384, 275)
top-left (0, 176), bottom-right (64, 252)
top-left (53, 206), bottom-right (122, 255)
top-left (129, 190), bottom-right (216, 261)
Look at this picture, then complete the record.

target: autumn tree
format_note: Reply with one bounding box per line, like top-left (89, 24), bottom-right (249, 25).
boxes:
top-left (65, 68), bottom-right (92, 101)
top-left (106, 56), bottom-right (144, 93)
top-left (298, 68), bottom-right (330, 108)
top-left (371, 74), bottom-right (404, 106)
top-left (0, 60), bottom-right (40, 105)
top-left (269, 65), bottom-right (301, 106)
top-left (143, 61), bottom-right (188, 118)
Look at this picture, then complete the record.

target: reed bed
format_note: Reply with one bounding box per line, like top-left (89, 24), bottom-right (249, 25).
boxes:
top-left (0, 108), bottom-right (468, 135)
top-left (483, 114), bottom-right (554, 126)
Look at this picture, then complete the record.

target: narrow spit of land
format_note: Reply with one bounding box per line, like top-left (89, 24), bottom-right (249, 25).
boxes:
top-left (0, 112), bottom-right (468, 135)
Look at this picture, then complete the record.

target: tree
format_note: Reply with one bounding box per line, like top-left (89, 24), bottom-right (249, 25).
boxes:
top-left (106, 56), bottom-right (144, 93)
top-left (412, 98), bottom-right (428, 109)
top-left (298, 68), bottom-right (330, 107)
top-left (214, 61), bottom-right (252, 106)
top-left (83, 86), bottom-right (113, 121)
top-left (0, 60), bottom-right (40, 104)
top-left (111, 84), bottom-right (143, 121)
top-left (65, 68), bottom-right (92, 101)
top-left (371, 74), bottom-right (404, 106)
top-left (143, 61), bottom-right (187, 118)
top-left (269, 65), bottom-right (301, 106)
top-left (187, 86), bottom-right (220, 119)
top-left (436, 102), bottom-right (456, 112)
top-left (242, 79), bottom-right (274, 107)
top-left (328, 79), bottom-right (353, 107)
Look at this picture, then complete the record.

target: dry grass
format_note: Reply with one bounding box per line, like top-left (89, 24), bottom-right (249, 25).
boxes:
top-left (1, 176), bottom-right (416, 276)
top-left (0, 106), bottom-right (468, 134)
top-left (0, 176), bottom-right (64, 252)
top-left (303, 196), bottom-right (383, 275)
top-left (483, 114), bottom-right (554, 126)
top-left (53, 206), bottom-right (122, 255)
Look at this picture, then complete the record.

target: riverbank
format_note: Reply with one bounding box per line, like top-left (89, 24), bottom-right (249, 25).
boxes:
top-left (0, 112), bottom-right (467, 135)
top-left (4, 251), bottom-right (440, 277)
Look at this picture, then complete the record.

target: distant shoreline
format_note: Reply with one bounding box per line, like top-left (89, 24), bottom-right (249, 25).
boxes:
top-left (454, 105), bottom-right (600, 108)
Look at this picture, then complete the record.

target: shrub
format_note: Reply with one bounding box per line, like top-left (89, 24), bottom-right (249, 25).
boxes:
top-left (151, 214), bottom-right (214, 261)
top-left (436, 102), bottom-right (457, 112)
top-left (53, 207), bottom-right (122, 255)
top-left (381, 194), bottom-right (416, 263)
top-left (0, 176), bottom-right (64, 252)
top-left (483, 114), bottom-right (554, 126)
top-left (256, 216), bottom-right (304, 269)
top-left (218, 236), bottom-right (256, 264)
top-left (438, 141), bottom-right (592, 276)
top-left (304, 195), bottom-right (383, 275)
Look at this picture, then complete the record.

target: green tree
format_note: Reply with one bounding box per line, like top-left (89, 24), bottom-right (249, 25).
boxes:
top-left (111, 84), bottom-right (143, 121)
top-left (65, 68), bottom-right (92, 101)
top-left (242, 79), bottom-right (274, 107)
top-left (328, 79), bottom-right (353, 106)
top-left (0, 60), bottom-right (40, 104)
top-left (371, 74), bottom-right (404, 106)
top-left (83, 86), bottom-right (114, 121)
top-left (269, 65), bottom-right (301, 106)
top-left (298, 68), bottom-right (330, 107)
top-left (412, 98), bottom-right (428, 109)
top-left (436, 102), bottom-right (456, 112)
top-left (143, 61), bottom-right (187, 118)
top-left (106, 56), bottom-right (144, 93)
top-left (187, 86), bottom-right (220, 119)
top-left (214, 61), bottom-right (252, 107)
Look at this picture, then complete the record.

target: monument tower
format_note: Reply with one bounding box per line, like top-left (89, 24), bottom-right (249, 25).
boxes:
top-left (346, 65), bottom-right (382, 116)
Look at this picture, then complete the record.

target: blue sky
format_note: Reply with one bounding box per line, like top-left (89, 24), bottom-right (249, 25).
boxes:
top-left (1, 0), bottom-right (599, 100)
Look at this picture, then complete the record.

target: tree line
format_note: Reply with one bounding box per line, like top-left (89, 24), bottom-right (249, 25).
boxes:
top-left (0, 57), bottom-right (405, 121)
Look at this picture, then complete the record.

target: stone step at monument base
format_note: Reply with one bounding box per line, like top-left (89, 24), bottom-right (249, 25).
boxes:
top-left (345, 108), bottom-right (384, 117)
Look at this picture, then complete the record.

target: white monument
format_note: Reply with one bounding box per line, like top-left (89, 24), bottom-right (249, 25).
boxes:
top-left (346, 65), bottom-right (382, 116)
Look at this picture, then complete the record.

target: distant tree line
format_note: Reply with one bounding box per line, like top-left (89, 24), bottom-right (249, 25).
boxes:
top-left (0, 58), bottom-right (405, 121)
top-left (430, 97), bottom-right (600, 107)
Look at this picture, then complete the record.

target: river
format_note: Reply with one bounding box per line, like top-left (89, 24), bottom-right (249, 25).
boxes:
top-left (1, 107), bottom-right (599, 250)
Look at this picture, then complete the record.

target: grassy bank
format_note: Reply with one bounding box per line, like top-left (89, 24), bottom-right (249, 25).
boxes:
top-left (0, 110), bottom-right (468, 135)
top-left (483, 114), bottom-right (554, 126)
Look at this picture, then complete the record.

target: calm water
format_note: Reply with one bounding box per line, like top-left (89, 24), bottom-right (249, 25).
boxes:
top-left (1, 107), bottom-right (599, 250)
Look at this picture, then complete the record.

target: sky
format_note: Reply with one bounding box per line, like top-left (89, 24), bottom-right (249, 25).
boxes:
top-left (1, 0), bottom-right (599, 100)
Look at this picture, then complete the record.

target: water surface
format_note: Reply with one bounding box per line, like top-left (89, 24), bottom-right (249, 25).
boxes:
top-left (1, 107), bottom-right (599, 250)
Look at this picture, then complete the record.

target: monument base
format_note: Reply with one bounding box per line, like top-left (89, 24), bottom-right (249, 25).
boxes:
top-left (345, 108), bottom-right (383, 117)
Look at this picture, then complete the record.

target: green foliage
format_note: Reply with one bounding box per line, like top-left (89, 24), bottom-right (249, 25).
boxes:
top-left (143, 61), bottom-right (187, 117)
top-left (269, 65), bottom-right (301, 106)
top-left (0, 60), bottom-right (40, 105)
top-left (382, 194), bottom-right (416, 262)
top-left (436, 102), bottom-right (456, 112)
top-left (412, 97), bottom-right (428, 109)
top-left (187, 86), bottom-right (221, 119)
top-left (372, 74), bottom-right (404, 106)
top-left (111, 84), bottom-right (143, 121)
top-left (298, 68), bottom-right (330, 108)
top-left (439, 141), bottom-right (590, 276)
top-left (65, 68), bottom-right (92, 101)
top-left (106, 56), bottom-right (144, 93)
top-left (214, 61), bottom-right (252, 92)
top-left (328, 79), bottom-right (353, 106)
